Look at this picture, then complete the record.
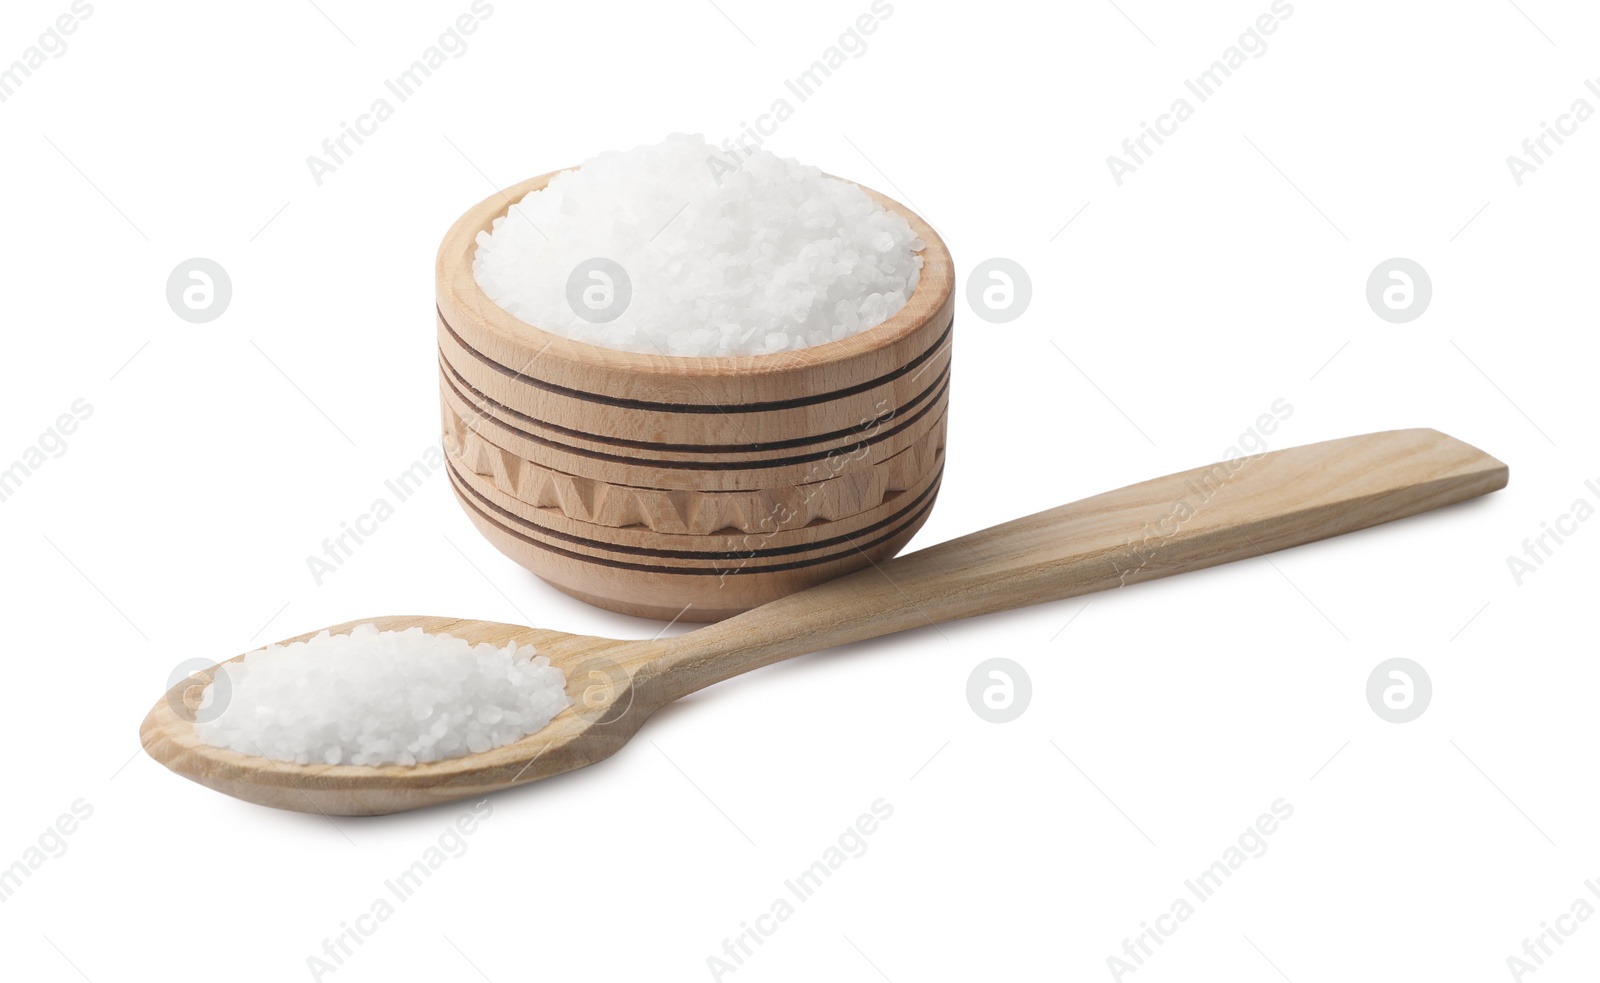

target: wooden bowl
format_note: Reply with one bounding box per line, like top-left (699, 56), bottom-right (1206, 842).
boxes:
top-left (436, 170), bottom-right (954, 621)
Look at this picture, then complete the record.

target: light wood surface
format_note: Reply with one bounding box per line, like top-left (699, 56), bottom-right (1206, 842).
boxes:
top-left (435, 169), bottom-right (955, 618)
top-left (447, 433), bottom-right (945, 555)
top-left (438, 363), bottom-right (949, 491)
top-left (142, 428), bottom-right (1507, 816)
top-left (447, 405), bottom-right (946, 534)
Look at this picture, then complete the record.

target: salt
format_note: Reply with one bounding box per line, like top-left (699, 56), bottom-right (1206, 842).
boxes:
top-left (472, 134), bottom-right (925, 357)
top-left (193, 624), bottom-right (570, 767)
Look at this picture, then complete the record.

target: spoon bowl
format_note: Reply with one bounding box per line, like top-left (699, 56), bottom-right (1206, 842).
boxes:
top-left (141, 617), bottom-right (664, 815)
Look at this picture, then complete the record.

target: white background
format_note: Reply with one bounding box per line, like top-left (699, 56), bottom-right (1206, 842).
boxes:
top-left (1, 1), bottom-right (1596, 980)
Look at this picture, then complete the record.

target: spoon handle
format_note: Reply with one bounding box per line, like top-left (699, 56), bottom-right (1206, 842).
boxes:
top-left (646, 429), bottom-right (1507, 694)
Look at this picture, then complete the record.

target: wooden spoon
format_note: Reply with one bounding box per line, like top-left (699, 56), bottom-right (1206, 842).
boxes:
top-left (141, 428), bottom-right (1507, 816)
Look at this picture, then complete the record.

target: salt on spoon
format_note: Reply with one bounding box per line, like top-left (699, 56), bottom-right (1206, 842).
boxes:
top-left (193, 624), bottom-right (569, 768)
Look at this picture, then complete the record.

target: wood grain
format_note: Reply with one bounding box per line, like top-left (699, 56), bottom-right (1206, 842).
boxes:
top-left (639, 428), bottom-right (1509, 695)
top-left (142, 428), bottom-right (1507, 815)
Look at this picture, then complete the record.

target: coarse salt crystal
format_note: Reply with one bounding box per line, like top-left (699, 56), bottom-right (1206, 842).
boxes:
top-left (472, 134), bottom-right (925, 357)
top-left (193, 625), bottom-right (570, 768)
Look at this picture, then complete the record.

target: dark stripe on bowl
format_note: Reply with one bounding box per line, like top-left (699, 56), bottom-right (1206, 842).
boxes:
top-left (448, 460), bottom-right (941, 567)
top-left (438, 352), bottom-right (950, 456)
top-left (437, 309), bottom-right (953, 414)
top-left (441, 368), bottom-right (950, 473)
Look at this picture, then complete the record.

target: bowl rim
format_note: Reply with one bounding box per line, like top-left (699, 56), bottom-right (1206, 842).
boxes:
top-left (436, 166), bottom-right (954, 382)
